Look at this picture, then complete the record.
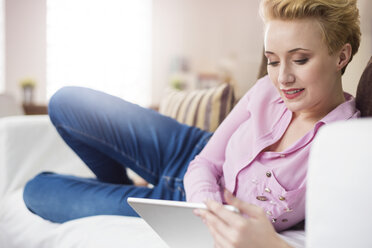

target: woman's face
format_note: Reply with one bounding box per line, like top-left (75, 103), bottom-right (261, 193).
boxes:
top-left (264, 18), bottom-right (345, 119)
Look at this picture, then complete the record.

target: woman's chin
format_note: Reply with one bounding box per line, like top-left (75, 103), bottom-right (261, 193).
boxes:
top-left (283, 101), bottom-right (305, 114)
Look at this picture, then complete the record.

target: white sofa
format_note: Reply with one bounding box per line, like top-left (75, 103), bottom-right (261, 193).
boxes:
top-left (1, 115), bottom-right (371, 248)
top-left (306, 118), bottom-right (372, 247)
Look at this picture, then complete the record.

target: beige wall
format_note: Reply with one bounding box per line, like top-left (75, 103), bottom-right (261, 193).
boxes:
top-left (5, 0), bottom-right (46, 104)
top-left (3, 0), bottom-right (371, 105)
top-left (151, 0), bottom-right (372, 105)
top-left (0, 0), bottom-right (4, 92)
top-left (151, 0), bottom-right (263, 104)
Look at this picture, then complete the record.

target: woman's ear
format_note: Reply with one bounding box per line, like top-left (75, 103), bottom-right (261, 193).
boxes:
top-left (336, 43), bottom-right (352, 72)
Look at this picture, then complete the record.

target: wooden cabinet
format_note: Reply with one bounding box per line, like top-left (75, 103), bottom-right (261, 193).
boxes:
top-left (23, 104), bottom-right (48, 115)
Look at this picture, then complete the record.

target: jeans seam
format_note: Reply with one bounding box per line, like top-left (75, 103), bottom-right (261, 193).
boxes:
top-left (162, 175), bottom-right (183, 182)
top-left (162, 176), bottom-right (185, 197)
top-left (55, 124), bottom-right (157, 178)
top-left (194, 133), bottom-right (212, 151)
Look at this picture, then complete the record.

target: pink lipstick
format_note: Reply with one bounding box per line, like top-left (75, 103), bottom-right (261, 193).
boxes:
top-left (282, 88), bottom-right (305, 100)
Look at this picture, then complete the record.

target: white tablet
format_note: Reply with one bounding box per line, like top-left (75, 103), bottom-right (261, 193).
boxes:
top-left (127, 197), bottom-right (238, 248)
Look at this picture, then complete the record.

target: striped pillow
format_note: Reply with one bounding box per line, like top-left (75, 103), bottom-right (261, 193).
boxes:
top-left (159, 83), bottom-right (235, 132)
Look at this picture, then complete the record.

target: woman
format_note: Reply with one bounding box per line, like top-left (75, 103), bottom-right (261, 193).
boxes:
top-left (193, 0), bottom-right (361, 247)
top-left (23, 0), bottom-right (360, 246)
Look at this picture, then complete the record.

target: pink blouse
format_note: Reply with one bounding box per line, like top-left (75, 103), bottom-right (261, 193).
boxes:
top-left (184, 75), bottom-right (360, 231)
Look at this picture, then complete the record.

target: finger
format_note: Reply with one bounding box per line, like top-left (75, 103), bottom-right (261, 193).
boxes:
top-left (214, 241), bottom-right (224, 248)
top-left (200, 206), bottom-right (230, 231)
top-left (224, 189), bottom-right (264, 219)
top-left (208, 224), bottom-right (233, 248)
top-left (204, 215), bottom-right (234, 248)
top-left (205, 200), bottom-right (243, 226)
top-left (194, 208), bottom-right (210, 219)
top-left (201, 206), bottom-right (236, 240)
top-left (203, 202), bottom-right (244, 245)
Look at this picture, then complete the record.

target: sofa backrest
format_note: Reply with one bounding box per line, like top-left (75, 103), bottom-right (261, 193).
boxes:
top-left (356, 56), bottom-right (372, 117)
top-left (306, 119), bottom-right (372, 247)
top-left (0, 94), bottom-right (24, 117)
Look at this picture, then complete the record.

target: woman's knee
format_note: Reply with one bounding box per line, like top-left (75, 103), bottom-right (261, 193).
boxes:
top-left (48, 86), bottom-right (97, 126)
top-left (48, 87), bottom-right (78, 124)
top-left (23, 172), bottom-right (54, 212)
top-left (49, 86), bottom-right (76, 110)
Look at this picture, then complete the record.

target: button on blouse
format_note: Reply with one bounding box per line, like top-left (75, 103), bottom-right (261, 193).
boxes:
top-left (184, 75), bottom-right (360, 232)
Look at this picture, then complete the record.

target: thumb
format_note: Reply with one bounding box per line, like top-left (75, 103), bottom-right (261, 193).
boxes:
top-left (224, 189), bottom-right (264, 218)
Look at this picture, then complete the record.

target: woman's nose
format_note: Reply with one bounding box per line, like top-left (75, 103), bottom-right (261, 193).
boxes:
top-left (278, 64), bottom-right (295, 86)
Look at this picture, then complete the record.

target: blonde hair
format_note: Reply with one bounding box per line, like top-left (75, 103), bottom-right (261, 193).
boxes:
top-left (260, 0), bottom-right (361, 74)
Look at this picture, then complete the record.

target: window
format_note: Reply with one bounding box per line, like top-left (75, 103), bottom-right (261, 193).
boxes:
top-left (46, 0), bottom-right (152, 106)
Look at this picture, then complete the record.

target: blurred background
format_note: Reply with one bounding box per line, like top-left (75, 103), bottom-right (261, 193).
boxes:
top-left (0, 0), bottom-right (371, 111)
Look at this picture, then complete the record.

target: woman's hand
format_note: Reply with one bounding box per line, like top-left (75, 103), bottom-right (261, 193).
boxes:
top-left (194, 190), bottom-right (292, 248)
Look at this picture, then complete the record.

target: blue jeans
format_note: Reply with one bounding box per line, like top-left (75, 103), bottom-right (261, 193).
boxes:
top-left (23, 87), bottom-right (212, 223)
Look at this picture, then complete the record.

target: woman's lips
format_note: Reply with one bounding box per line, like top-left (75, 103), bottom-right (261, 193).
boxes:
top-left (282, 88), bottom-right (305, 100)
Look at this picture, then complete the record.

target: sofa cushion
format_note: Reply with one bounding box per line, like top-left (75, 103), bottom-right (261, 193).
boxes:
top-left (158, 83), bottom-right (235, 132)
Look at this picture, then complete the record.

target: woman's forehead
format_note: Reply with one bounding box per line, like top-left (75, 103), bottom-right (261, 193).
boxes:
top-left (264, 19), bottom-right (325, 53)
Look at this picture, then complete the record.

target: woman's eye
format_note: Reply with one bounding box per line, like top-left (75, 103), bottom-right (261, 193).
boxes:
top-left (267, 61), bottom-right (279, 66)
top-left (294, 58), bottom-right (308, 65)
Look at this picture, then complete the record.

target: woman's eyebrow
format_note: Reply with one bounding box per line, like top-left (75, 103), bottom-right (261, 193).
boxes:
top-left (265, 48), bottom-right (311, 55)
top-left (288, 48), bottom-right (310, 53)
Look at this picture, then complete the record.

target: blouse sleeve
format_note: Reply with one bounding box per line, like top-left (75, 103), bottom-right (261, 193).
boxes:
top-left (184, 85), bottom-right (254, 203)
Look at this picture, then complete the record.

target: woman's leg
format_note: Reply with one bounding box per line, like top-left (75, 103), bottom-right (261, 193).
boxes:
top-left (24, 86), bottom-right (212, 222)
top-left (24, 172), bottom-right (153, 222)
top-left (47, 86), bottom-right (208, 185)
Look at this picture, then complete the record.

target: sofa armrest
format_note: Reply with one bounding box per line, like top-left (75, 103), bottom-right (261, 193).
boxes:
top-left (306, 119), bottom-right (372, 247)
top-left (0, 115), bottom-right (92, 199)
